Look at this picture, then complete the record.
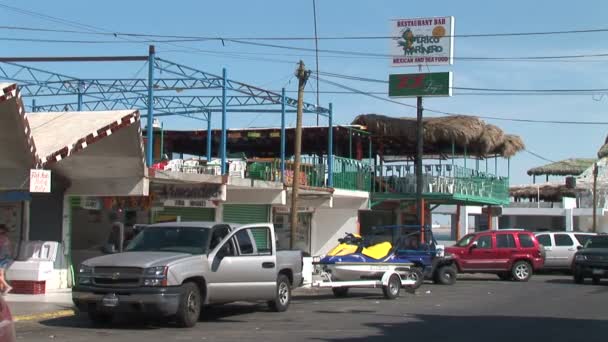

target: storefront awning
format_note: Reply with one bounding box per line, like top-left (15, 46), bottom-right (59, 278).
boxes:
top-left (0, 83), bottom-right (40, 190)
top-left (28, 109), bottom-right (148, 196)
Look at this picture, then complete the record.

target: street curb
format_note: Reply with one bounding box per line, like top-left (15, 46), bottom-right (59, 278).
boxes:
top-left (14, 309), bottom-right (75, 322)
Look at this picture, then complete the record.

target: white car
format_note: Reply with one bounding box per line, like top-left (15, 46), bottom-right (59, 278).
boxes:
top-left (534, 232), bottom-right (596, 270)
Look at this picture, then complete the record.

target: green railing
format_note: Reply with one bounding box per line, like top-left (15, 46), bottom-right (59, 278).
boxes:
top-left (246, 156), bottom-right (372, 192)
top-left (372, 164), bottom-right (509, 204)
top-left (332, 156), bottom-right (372, 192)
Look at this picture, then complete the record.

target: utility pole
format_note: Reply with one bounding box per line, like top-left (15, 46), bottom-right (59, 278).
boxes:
top-left (593, 162), bottom-right (598, 233)
top-left (416, 96), bottom-right (425, 242)
top-left (312, 0), bottom-right (320, 126)
top-left (290, 61), bottom-right (310, 249)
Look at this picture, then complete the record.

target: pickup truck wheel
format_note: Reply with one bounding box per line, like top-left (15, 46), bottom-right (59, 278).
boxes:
top-left (434, 265), bottom-right (457, 285)
top-left (382, 274), bottom-right (401, 300)
top-left (332, 287), bottom-right (349, 298)
top-left (511, 261), bottom-right (532, 282)
top-left (176, 282), bottom-right (201, 328)
top-left (88, 310), bottom-right (113, 325)
top-left (269, 274), bottom-right (291, 312)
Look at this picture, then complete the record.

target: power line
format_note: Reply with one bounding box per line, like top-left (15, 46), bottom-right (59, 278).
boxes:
top-left (524, 149), bottom-right (556, 163)
top-left (311, 75), bottom-right (608, 125)
top-left (314, 71), bottom-right (608, 93)
top-left (3, 24), bottom-right (608, 40)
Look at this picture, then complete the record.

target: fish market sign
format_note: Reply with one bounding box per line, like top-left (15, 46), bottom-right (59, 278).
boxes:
top-left (390, 16), bottom-right (454, 66)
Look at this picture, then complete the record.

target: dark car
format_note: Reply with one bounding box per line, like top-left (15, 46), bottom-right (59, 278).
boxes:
top-left (572, 235), bottom-right (608, 285)
top-left (445, 230), bottom-right (545, 282)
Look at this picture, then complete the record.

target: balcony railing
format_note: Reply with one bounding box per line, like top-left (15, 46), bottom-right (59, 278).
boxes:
top-left (372, 164), bottom-right (509, 205)
top-left (246, 156), bottom-right (371, 192)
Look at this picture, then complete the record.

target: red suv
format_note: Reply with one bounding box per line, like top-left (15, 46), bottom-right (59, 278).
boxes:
top-left (445, 230), bottom-right (545, 281)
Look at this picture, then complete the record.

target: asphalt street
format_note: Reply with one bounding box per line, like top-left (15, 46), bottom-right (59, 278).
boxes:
top-left (15, 275), bottom-right (608, 342)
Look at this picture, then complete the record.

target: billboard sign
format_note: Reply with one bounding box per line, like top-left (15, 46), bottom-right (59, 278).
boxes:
top-left (388, 72), bottom-right (452, 97)
top-left (390, 16), bottom-right (454, 66)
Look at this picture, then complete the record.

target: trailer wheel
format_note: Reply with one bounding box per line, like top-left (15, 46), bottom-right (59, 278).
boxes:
top-left (332, 287), bottom-right (349, 298)
top-left (382, 274), bottom-right (401, 299)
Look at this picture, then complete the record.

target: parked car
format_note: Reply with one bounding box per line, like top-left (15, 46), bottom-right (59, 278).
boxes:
top-left (0, 296), bottom-right (16, 342)
top-left (535, 232), bottom-right (596, 270)
top-left (73, 222), bottom-right (303, 328)
top-left (445, 229), bottom-right (544, 281)
top-left (572, 234), bottom-right (608, 284)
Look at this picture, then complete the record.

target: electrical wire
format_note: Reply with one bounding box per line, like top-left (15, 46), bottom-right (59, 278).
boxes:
top-left (3, 24), bottom-right (608, 40)
top-left (311, 75), bottom-right (608, 125)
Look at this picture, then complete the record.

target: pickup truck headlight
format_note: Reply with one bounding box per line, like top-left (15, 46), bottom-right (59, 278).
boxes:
top-left (78, 264), bottom-right (93, 285)
top-left (143, 266), bottom-right (168, 287)
top-left (575, 255), bottom-right (587, 262)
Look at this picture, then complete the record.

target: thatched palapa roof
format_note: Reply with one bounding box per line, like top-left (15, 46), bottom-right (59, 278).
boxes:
top-left (527, 158), bottom-right (596, 177)
top-left (351, 114), bottom-right (524, 158)
top-left (510, 183), bottom-right (584, 202)
top-left (598, 134), bottom-right (608, 159)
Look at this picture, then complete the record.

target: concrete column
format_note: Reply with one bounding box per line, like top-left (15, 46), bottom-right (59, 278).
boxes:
top-left (458, 206), bottom-right (469, 238)
top-left (492, 216), bottom-right (500, 230)
top-left (565, 208), bottom-right (574, 231)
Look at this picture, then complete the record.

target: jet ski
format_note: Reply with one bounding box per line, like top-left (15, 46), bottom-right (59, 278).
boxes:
top-left (316, 232), bottom-right (418, 282)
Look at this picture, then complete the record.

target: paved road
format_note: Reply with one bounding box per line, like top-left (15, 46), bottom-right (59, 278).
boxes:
top-left (16, 275), bottom-right (608, 342)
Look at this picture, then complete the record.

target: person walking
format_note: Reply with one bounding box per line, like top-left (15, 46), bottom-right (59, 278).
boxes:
top-left (0, 224), bottom-right (13, 294)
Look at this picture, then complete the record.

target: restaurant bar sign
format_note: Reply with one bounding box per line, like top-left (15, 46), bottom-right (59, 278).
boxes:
top-left (390, 16), bottom-right (454, 66)
top-left (388, 72), bottom-right (452, 97)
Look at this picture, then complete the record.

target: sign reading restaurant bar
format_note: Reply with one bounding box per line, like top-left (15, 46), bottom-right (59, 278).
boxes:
top-left (390, 16), bottom-right (454, 67)
top-left (388, 72), bottom-right (452, 97)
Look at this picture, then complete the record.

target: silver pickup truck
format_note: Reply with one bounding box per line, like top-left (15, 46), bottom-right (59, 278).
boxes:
top-left (72, 222), bottom-right (303, 327)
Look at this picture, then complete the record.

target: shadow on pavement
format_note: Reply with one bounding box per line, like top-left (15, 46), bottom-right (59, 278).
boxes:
top-left (314, 314), bottom-right (608, 342)
top-left (37, 303), bottom-right (267, 329)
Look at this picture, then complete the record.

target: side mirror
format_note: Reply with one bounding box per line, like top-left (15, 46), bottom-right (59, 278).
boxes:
top-left (577, 245), bottom-right (583, 251)
top-left (470, 241), bottom-right (478, 249)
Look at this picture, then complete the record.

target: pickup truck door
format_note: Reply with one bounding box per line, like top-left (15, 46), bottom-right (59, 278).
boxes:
top-left (206, 224), bottom-right (276, 303)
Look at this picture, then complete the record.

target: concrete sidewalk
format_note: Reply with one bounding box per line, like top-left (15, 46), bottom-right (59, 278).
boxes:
top-left (4, 289), bottom-right (75, 322)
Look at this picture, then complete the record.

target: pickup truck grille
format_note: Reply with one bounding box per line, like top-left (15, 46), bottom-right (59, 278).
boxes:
top-left (92, 267), bottom-right (143, 288)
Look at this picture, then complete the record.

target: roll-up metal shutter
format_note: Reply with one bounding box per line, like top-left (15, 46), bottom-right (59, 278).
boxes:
top-left (222, 204), bottom-right (270, 224)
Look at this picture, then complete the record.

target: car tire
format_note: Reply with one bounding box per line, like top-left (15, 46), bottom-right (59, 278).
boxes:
top-left (592, 276), bottom-right (601, 285)
top-left (176, 282), bottom-right (201, 328)
top-left (406, 268), bottom-right (424, 289)
top-left (382, 274), bottom-right (401, 300)
top-left (332, 287), bottom-right (349, 298)
top-left (88, 310), bottom-right (113, 325)
top-left (511, 261), bottom-right (532, 282)
top-left (269, 274), bottom-right (291, 312)
top-left (497, 272), bottom-right (513, 281)
top-left (434, 265), bottom-right (457, 285)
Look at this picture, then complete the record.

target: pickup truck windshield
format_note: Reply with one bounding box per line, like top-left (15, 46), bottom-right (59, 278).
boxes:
top-left (584, 236), bottom-right (608, 249)
top-left (125, 227), bottom-right (210, 254)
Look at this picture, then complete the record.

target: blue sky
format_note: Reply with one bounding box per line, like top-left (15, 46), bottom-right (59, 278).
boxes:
top-left (2, 0), bottom-right (608, 185)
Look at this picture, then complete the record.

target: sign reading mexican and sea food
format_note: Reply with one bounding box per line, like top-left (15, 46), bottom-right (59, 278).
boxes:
top-left (388, 72), bottom-right (453, 97)
top-left (390, 16), bottom-right (454, 66)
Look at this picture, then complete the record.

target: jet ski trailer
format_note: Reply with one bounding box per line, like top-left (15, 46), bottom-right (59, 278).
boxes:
top-left (311, 264), bottom-right (416, 299)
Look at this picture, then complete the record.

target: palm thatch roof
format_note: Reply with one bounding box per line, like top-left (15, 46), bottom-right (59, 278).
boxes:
top-left (351, 114), bottom-right (525, 158)
top-left (527, 158), bottom-right (596, 177)
top-left (598, 134), bottom-right (608, 159)
top-left (510, 183), bottom-right (584, 202)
